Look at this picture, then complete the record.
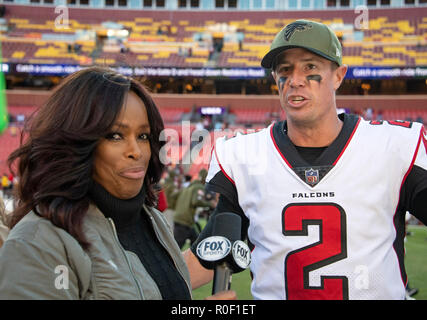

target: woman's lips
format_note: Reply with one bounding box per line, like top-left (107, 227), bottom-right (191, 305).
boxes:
top-left (119, 167), bottom-right (146, 180)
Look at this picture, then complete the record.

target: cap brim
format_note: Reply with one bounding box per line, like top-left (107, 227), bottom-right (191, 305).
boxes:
top-left (261, 45), bottom-right (340, 69)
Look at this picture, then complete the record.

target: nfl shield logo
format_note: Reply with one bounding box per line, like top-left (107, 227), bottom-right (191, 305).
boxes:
top-left (305, 168), bottom-right (319, 186)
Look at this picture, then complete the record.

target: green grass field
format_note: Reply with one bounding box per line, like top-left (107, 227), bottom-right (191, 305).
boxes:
top-left (192, 268), bottom-right (253, 300)
top-left (405, 225), bottom-right (427, 300)
top-left (191, 224), bottom-right (427, 300)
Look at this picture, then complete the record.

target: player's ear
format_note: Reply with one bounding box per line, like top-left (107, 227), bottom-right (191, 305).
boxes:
top-left (333, 64), bottom-right (347, 91)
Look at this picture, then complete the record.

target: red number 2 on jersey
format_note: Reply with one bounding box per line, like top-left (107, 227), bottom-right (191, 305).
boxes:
top-left (282, 203), bottom-right (348, 300)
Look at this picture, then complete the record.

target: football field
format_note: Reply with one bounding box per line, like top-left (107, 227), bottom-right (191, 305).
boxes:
top-left (192, 224), bottom-right (427, 300)
top-left (405, 225), bottom-right (427, 300)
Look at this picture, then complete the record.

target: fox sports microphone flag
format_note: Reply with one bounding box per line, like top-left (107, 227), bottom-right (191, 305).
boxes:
top-left (0, 41), bottom-right (8, 135)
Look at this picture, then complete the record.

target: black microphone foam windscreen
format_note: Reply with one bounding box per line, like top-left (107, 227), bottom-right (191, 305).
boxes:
top-left (212, 212), bottom-right (242, 242)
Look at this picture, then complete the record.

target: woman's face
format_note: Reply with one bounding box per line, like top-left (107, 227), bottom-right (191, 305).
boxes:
top-left (92, 91), bottom-right (151, 199)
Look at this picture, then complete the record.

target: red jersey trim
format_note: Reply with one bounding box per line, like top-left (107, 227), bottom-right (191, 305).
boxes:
top-left (332, 117), bottom-right (361, 166)
top-left (213, 144), bottom-right (236, 185)
top-left (392, 126), bottom-right (423, 287)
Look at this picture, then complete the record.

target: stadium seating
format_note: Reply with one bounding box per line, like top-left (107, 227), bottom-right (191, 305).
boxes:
top-left (1, 99), bottom-right (426, 177)
top-left (378, 109), bottom-right (427, 123)
top-left (1, 5), bottom-right (426, 177)
top-left (158, 106), bottom-right (190, 123)
top-left (2, 5), bottom-right (427, 68)
top-left (0, 127), bottom-right (21, 175)
top-left (231, 108), bottom-right (271, 125)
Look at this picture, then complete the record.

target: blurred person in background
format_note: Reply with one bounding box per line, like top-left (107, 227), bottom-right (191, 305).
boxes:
top-left (1, 173), bottom-right (11, 199)
top-left (161, 167), bottom-right (182, 229)
top-left (173, 169), bottom-right (215, 249)
top-left (155, 183), bottom-right (168, 213)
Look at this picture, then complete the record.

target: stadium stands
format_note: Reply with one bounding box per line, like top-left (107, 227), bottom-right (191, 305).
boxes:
top-left (0, 126), bottom-right (20, 175)
top-left (2, 5), bottom-right (427, 68)
top-left (1, 5), bottom-right (426, 178)
top-left (2, 90), bottom-right (426, 177)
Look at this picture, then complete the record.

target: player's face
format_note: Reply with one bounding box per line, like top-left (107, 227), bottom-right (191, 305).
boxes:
top-left (92, 91), bottom-right (151, 199)
top-left (272, 48), bottom-right (347, 127)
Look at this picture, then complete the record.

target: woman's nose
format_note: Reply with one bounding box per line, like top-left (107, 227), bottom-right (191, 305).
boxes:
top-left (125, 138), bottom-right (142, 160)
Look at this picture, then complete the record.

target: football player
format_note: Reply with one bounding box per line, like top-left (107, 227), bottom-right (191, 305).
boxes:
top-left (183, 19), bottom-right (427, 300)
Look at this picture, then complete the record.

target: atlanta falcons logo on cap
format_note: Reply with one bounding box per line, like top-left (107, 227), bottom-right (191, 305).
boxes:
top-left (284, 21), bottom-right (312, 41)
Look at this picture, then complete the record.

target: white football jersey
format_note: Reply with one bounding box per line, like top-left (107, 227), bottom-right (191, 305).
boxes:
top-left (206, 113), bottom-right (427, 300)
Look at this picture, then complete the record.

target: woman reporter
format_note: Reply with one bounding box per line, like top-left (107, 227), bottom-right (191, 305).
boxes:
top-left (0, 67), bottom-right (229, 300)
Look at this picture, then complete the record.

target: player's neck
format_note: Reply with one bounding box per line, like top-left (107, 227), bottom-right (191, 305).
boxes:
top-left (286, 114), bottom-right (343, 147)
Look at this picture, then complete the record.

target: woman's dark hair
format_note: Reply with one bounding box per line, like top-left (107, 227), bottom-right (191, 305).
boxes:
top-left (8, 66), bottom-right (165, 249)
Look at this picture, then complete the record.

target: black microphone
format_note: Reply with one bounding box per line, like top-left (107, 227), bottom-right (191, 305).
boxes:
top-left (196, 212), bottom-right (251, 294)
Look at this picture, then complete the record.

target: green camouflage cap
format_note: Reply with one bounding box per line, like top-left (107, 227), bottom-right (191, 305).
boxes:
top-left (261, 19), bottom-right (342, 69)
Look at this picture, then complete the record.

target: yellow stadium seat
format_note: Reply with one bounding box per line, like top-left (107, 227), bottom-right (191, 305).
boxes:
top-left (12, 51), bottom-right (26, 59)
top-left (9, 18), bottom-right (29, 24)
top-left (153, 51), bottom-right (170, 58)
top-left (185, 57), bottom-right (207, 64)
top-left (95, 58), bottom-right (115, 65)
top-left (135, 17), bottom-right (153, 23)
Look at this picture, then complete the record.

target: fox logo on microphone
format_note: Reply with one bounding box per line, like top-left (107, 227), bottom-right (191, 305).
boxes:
top-left (232, 240), bottom-right (251, 269)
top-left (196, 236), bottom-right (231, 261)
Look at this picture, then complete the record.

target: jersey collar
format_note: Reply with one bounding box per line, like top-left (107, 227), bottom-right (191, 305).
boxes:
top-left (271, 113), bottom-right (361, 186)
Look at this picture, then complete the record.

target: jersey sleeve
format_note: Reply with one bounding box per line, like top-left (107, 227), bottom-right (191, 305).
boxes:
top-left (414, 126), bottom-right (427, 173)
top-left (191, 137), bottom-right (249, 266)
top-left (401, 125), bottom-right (427, 224)
top-left (205, 136), bottom-right (239, 205)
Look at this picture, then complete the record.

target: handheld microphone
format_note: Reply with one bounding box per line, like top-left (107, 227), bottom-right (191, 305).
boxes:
top-left (196, 212), bottom-right (251, 294)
